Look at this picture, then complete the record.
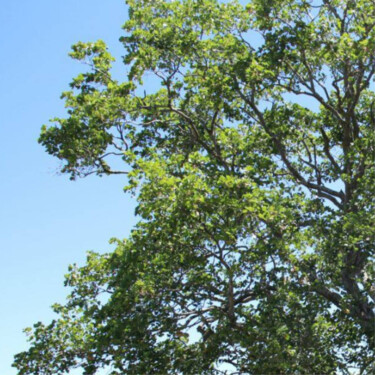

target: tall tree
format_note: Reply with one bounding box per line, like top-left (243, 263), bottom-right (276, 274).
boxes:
top-left (14, 0), bottom-right (374, 374)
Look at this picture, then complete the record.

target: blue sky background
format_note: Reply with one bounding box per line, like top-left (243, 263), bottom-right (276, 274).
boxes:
top-left (0, 1), bottom-right (340, 374)
top-left (0, 1), bottom-right (137, 373)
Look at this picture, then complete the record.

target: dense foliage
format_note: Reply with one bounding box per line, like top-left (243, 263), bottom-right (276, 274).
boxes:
top-left (14, 0), bottom-right (374, 374)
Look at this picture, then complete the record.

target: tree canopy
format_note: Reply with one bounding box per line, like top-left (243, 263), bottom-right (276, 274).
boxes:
top-left (14, 0), bottom-right (375, 374)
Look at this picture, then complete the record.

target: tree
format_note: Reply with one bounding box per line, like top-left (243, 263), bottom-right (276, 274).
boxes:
top-left (13, 0), bottom-right (375, 374)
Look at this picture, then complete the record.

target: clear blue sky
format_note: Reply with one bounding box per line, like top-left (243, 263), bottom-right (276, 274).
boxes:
top-left (0, 2), bottom-right (333, 374)
top-left (0, 1), bottom-right (137, 373)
